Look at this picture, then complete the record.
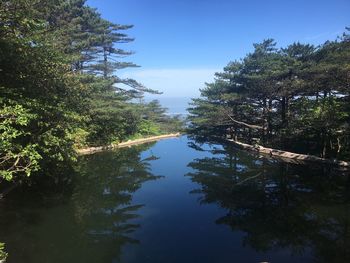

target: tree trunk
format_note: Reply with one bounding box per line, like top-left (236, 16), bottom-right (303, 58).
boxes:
top-left (337, 137), bottom-right (342, 158)
top-left (262, 98), bottom-right (268, 143)
top-left (322, 133), bottom-right (327, 158)
top-left (267, 98), bottom-right (273, 137)
top-left (281, 96), bottom-right (288, 149)
top-left (286, 97), bottom-right (289, 127)
top-left (281, 96), bottom-right (290, 127)
top-left (103, 46), bottom-right (108, 78)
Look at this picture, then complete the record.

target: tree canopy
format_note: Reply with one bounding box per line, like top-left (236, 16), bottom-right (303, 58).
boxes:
top-left (0, 0), bottom-right (183, 181)
top-left (188, 29), bottom-right (350, 160)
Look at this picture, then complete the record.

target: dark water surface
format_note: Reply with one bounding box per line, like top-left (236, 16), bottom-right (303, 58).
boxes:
top-left (1, 136), bottom-right (350, 263)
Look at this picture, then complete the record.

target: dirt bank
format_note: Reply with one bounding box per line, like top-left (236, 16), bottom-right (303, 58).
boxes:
top-left (77, 133), bottom-right (181, 155)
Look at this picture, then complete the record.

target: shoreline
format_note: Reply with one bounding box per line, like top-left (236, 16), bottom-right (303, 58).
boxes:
top-left (0, 133), bottom-right (181, 199)
top-left (227, 139), bottom-right (350, 168)
top-left (77, 133), bottom-right (182, 155)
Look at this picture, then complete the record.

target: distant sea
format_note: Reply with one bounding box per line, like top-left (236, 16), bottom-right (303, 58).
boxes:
top-left (145, 97), bottom-right (193, 116)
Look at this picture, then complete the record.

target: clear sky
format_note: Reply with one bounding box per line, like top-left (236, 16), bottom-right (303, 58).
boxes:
top-left (87, 0), bottom-right (349, 98)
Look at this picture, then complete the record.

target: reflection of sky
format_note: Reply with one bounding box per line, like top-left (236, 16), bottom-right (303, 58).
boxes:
top-left (2, 135), bottom-right (343, 263)
top-left (121, 136), bottom-right (314, 263)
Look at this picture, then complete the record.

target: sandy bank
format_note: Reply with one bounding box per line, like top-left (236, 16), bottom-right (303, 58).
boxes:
top-left (77, 133), bottom-right (181, 155)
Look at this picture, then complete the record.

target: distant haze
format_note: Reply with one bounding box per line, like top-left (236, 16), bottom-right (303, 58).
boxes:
top-left (120, 68), bottom-right (218, 115)
top-left (119, 68), bottom-right (219, 98)
top-left (144, 96), bottom-right (192, 115)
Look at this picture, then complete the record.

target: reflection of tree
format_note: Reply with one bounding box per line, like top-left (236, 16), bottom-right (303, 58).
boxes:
top-left (0, 143), bottom-right (160, 263)
top-left (72, 143), bottom-right (162, 262)
top-left (186, 141), bottom-right (350, 262)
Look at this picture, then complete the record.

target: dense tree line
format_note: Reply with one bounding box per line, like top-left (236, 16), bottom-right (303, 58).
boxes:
top-left (188, 29), bottom-right (350, 160)
top-left (0, 0), bottom-right (182, 182)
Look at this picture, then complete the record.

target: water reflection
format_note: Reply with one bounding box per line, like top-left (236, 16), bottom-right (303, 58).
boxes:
top-left (1, 137), bottom-right (350, 263)
top-left (0, 143), bottom-right (160, 263)
top-left (186, 142), bottom-right (350, 263)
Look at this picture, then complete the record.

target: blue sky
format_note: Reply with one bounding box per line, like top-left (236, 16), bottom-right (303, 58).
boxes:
top-left (87, 0), bottom-right (349, 98)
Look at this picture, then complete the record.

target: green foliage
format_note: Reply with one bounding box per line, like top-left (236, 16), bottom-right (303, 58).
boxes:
top-left (142, 100), bottom-right (185, 134)
top-left (0, 0), bottom-right (181, 181)
top-left (69, 128), bottom-right (90, 149)
top-left (138, 120), bottom-right (161, 136)
top-left (0, 103), bottom-right (41, 181)
top-left (0, 242), bottom-right (7, 261)
top-left (189, 29), bottom-right (350, 159)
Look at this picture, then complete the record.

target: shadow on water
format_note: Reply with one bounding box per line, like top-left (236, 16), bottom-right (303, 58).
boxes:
top-left (0, 142), bottom-right (161, 263)
top-left (186, 140), bottom-right (350, 263)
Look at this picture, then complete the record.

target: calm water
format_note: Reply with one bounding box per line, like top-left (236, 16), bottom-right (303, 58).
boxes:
top-left (0, 136), bottom-right (349, 263)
